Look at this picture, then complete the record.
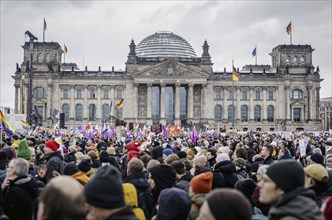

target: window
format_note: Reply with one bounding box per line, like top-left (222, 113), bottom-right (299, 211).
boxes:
top-left (228, 89), bottom-right (234, 100)
top-left (293, 108), bottom-right (301, 122)
top-left (36, 106), bottom-right (44, 118)
top-left (76, 88), bottom-right (82, 98)
top-left (89, 87), bottom-right (96, 98)
top-left (242, 90), bottom-right (248, 100)
top-left (75, 104), bottom-right (83, 121)
top-left (228, 105), bottom-right (235, 122)
top-left (254, 105), bottom-right (261, 122)
top-left (33, 87), bottom-right (46, 99)
top-left (62, 104), bottom-right (70, 121)
top-left (267, 105), bottom-right (274, 122)
top-left (293, 56), bottom-right (297, 62)
top-left (214, 105), bottom-right (222, 122)
top-left (215, 87), bottom-right (222, 100)
top-left (89, 104), bottom-right (96, 121)
top-left (292, 89), bottom-right (303, 100)
top-left (102, 104), bottom-right (110, 122)
top-left (286, 55), bottom-right (290, 63)
top-left (38, 52), bottom-right (44, 63)
top-left (268, 90), bottom-right (273, 100)
top-left (116, 108), bottom-right (123, 120)
top-left (300, 55), bottom-right (305, 62)
top-left (255, 90), bottom-right (261, 100)
top-left (116, 87), bottom-right (123, 99)
top-left (46, 53), bottom-right (51, 62)
top-left (103, 88), bottom-right (109, 99)
top-left (63, 88), bottom-right (69, 99)
top-left (241, 105), bottom-right (248, 122)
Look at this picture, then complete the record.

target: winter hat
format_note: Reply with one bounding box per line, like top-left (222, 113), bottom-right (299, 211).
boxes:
top-left (187, 148), bottom-right (196, 157)
top-left (0, 151), bottom-right (8, 170)
top-left (17, 139), bottom-right (32, 160)
top-left (234, 158), bottom-right (247, 170)
top-left (234, 179), bottom-right (256, 204)
top-left (163, 148), bottom-right (173, 156)
top-left (99, 151), bottom-right (109, 163)
top-left (310, 153), bottom-right (325, 165)
top-left (78, 159), bottom-right (92, 173)
top-left (157, 187), bottom-right (191, 220)
top-left (190, 172), bottom-right (213, 194)
top-left (45, 140), bottom-right (60, 152)
top-left (266, 160), bottom-right (305, 193)
top-left (304, 164), bottom-right (329, 183)
top-left (84, 165), bottom-right (125, 209)
top-left (176, 151), bottom-right (187, 159)
top-left (2, 146), bottom-right (15, 159)
top-left (106, 146), bottom-right (116, 155)
top-left (206, 188), bottom-right (252, 220)
top-left (216, 153), bottom-right (230, 163)
top-left (64, 163), bottom-right (80, 176)
top-left (126, 140), bottom-right (141, 152)
top-left (193, 155), bottom-right (207, 168)
top-left (151, 146), bottom-right (163, 159)
top-left (149, 164), bottom-right (176, 190)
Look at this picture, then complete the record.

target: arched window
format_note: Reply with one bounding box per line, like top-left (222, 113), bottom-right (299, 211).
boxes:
top-left (241, 105), bottom-right (248, 122)
top-left (38, 52), bottom-right (44, 63)
top-left (254, 105), bottom-right (261, 122)
top-left (75, 104), bottom-right (83, 121)
top-left (45, 53), bottom-right (51, 62)
top-left (214, 105), bottom-right (222, 122)
top-left (293, 55), bottom-right (297, 62)
top-left (267, 105), bottom-right (274, 122)
top-left (215, 87), bottom-right (222, 100)
top-left (300, 55), bottom-right (305, 62)
top-left (116, 87), bottom-right (123, 99)
top-left (286, 55), bottom-right (290, 63)
top-left (102, 104), bottom-right (110, 122)
top-left (62, 104), bottom-right (70, 121)
top-left (33, 87), bottom-right (46, 99)
top-left (292, 89), bottom-right (303, 100)
top-left (89, 104), bottom-right (96, 121)
top-left (267, 90), bottom-right (274, 100)
top-left (228, 105), bottom-right (235, 122)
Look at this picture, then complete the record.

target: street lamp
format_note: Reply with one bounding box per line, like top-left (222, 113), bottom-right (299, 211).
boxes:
top-left (25, 31), bottom-right (38, 126)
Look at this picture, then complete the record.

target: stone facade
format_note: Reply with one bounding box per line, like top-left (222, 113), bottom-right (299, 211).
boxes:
top-left (320, 97), bottom-right (332, 131)
top-left (12, 33), bottom-right (322, 131)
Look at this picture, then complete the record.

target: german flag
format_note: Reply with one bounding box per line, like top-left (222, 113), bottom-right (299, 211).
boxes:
top-left (116, 98), bottom-right (124, 109)
top-left (64, 44), bottom-right (68, 55)
top-left (43, 18), bottom-right (47, 30)
top-left (286, 22), bottom-right (291, 35)
top-left (232, 66), bottom-right (239, 81)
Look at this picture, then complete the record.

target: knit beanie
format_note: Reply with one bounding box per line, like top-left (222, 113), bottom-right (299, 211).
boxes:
top-left (157, 187), bottom-right (191, 220)
top-left (149, 164), bottom-right (176, 190)
top-left (84, 165), bottom-right (125, 209)
top-left (106, 146), bottom-right (116, 155)
top-left (193, 155), bottom-right (207, 168)
top-left (163, 148), bottom-right (173, 156)
top-left (78, 159), bottom-right (92, 173)
top-left (176, 151), bottom-right (187, 159)
top-left (190, 171), bottom-right (213, 194)
top-left (187, 148), bottom-right (196, 157)
top-left (304, 164), bottom-right (329, 183)
top-left (216, 153), bottom-right (230, 163)
top-left (64, 163), bottom-right (80, 176)
top-left (2, 146), bottom-right (15, 160)
top-left (45, 140), bottom-right (60, 152)
top-left (266, 160), bottom-right (305, 193)
top-left (206, 188), bottom-right (252, 220)
top-left (151, 146), bottom-right (163, 159)
top-left (310, 153), bottom-right (325, 165)
top-left (17, 139), bottom-right (32, 160)
top-left (234, 179), bottom-right (256, 204)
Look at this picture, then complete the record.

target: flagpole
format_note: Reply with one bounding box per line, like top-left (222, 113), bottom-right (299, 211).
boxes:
top-left (64, 54), bottom-right (66, 63)
top-left (43, 18), bottom-right (45, 42)
top-left (255, 46), bottom-right (257, 65)
top-left (232, 59), bottom-right (235, 130)
top-left (290, 20), bottom-right (292, 45)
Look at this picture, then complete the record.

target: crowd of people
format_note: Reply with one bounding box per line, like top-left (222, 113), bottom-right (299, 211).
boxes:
top-left (0, 128), bottom-right (332, 220)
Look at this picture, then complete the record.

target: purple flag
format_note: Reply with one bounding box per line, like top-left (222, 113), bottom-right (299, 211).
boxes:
top-left (162, 124), bottom-right (168, 138)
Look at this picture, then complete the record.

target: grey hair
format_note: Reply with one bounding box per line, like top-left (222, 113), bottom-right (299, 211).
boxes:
top-left (127, 157), bottom-right (144, 175)
top-left (11, 158), bottom-right (29, 176)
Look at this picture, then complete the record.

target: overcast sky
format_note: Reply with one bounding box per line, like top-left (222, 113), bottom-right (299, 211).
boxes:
top-left (1, 0), bottom-right (331, 108)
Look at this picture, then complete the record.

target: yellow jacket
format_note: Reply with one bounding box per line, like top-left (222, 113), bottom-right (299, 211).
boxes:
top-left (122, 183), bottom-right (146, 220)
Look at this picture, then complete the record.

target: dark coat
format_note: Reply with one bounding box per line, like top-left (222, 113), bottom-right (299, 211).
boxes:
top-left (105, 205), bottom-right (138, 220)
top-left (3, 175), bottom-right (39, 220)
top-left (212, 160), bottom-right (238, 189)
top-left (45, 151), bottom-right (64, 183)
top-left (262, 155), bottom-right (274, 165)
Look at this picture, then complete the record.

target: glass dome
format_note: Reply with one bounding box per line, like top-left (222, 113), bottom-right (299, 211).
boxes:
top-left (136, 31), bottom-right (197, 58)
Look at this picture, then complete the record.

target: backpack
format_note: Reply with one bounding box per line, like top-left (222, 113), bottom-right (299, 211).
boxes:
top-left (137, 188), bottom-right (154, 220)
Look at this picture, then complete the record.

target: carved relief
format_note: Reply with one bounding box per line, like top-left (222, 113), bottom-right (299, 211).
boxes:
top-left (193, 85), bottom-right (201, 118)
top-left (138, 84), bottom-right (147, 118)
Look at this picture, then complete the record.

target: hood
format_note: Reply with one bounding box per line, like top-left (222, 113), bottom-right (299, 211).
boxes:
top-left (12, 175), bottom-right (39, 199)
top-left (123, 183), bottom-right (139, 207)
top-left (151, 146), bottom-right (163, 160)
top-left (123, 172), bottom-right (150, 191)
top-left (47, 151), bottom-right (64, 160)
top-left (214, 160), bottom-right (236, 174)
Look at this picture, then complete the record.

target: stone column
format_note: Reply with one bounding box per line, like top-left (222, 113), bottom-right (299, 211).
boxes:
top-left (160, 83), bottom-right (166, 124)
top-left (174, 83), bottom-right (180, 124)
top-left (315, 87), bottom-right (321, 120)
top-left (133, 83), bottom-right (138, 120)
top-left (307, 86), bottom-right (312, 121)
top-left (223, 86), bottom-right (227, 121)
top-left (14, 84), bottom-right (19, 114)
top-left (97, 85), bottom-right (102, 120)
top-left (262, 87), bottom-right (267, 121)
top-left (110, 85), bottom-right (115, 117)
top-left (84, 85), bottom-right (89, 120)
top-left (147, 83), bottom-right (152, 122)
top-left (285, 85), bottom-right (290, 120)
top-left (47, 80), bottom-right (53, 119)
top-left (236, 87), bottom-right (241, 121)
top-left (249, 86), bottom-right (254, 121)
top-left (70, 86), bottom-right (75, 120)
top-left (187, 83), bottom-right (194, 120)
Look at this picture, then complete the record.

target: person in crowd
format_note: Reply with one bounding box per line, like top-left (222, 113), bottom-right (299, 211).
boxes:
top-left (78, 158), bottom-right (96, 178)
top-left (2, 158), bottom-right (39, 220)
top-left (258, 160), bottom-right (324, 219)
top-left (170, 160), bottom-right (193, 192)
top-left (212, 153), bottom-right (238, 188)
top-left (164, 154), bottom-right (179, 166)
top-left (206, 148), bottom-right (217, 169)
top-left (123, 183), bottom-right (146, 220)
top-left (193, 155), bottom-right (210, 176)
top-left (197, 188), bottom-right (252, 220)
top-left (262, 145), bottom-right (274, 165)
top-left (63, 163), bottom-right (90, 188)
top-left (84, 165), bottom-right (138, 220)
top-left (37, 176), bottom-right (86, 220)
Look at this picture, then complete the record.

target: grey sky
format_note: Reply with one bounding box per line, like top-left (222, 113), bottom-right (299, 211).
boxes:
top-left (1, 1), bottom-right (331, 108)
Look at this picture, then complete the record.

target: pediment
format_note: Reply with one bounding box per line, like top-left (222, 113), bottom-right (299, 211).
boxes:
top-left (290, 100), bottom-right (305, 106)
top-left (133, 59), bottom-right (209, 79)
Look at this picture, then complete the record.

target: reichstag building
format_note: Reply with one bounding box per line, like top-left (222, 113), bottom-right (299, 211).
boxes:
top-left (12, 31), bottom-right (322, 131)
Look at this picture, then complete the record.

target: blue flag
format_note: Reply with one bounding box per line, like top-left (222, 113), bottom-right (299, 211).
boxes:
top-left (252, 47), bottom-right (256, 57)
